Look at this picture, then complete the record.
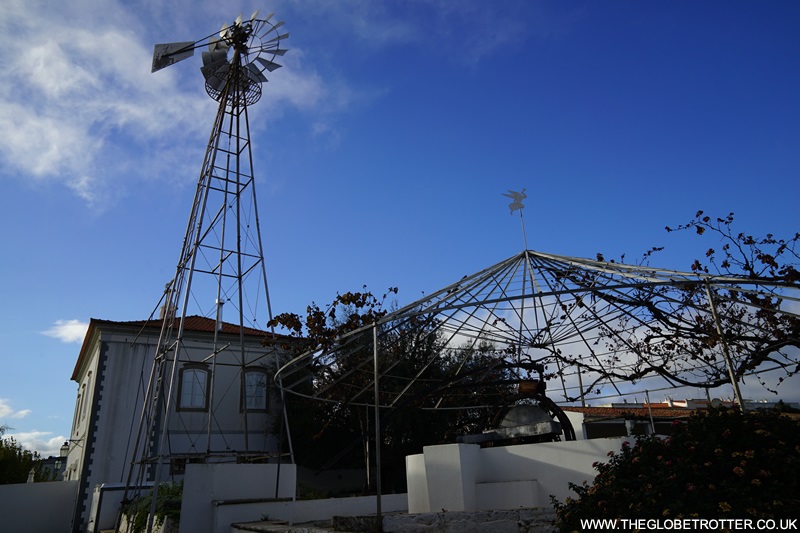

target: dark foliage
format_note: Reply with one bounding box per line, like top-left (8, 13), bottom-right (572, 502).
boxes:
top-left (552, 408), bottom-right (800, 531)
top-left (269, 288), bottom-right (514, 493)
top-left (123, 481), bottom-right (183, 533)
top-left (0, 426), bottom-right (46, 484)
top-left (570, 211), bottom-right (800, 399)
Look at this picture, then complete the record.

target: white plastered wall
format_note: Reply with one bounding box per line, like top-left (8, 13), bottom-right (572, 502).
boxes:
top-left (407, 437), bottom-right (628, 513)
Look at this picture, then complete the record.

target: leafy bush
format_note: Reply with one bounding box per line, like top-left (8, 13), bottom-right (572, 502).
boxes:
top-left (124, 481), bottom-right (182, 533)
top-left (552, 408), bottom-right (800, 531)
top-left (0, 431), bottom-right (45, 484)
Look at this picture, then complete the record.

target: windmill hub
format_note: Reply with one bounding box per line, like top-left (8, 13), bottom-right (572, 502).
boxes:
top-left (227, 21), bottom-right (254, 52)
top-left (150, 12), bottom-right (289, 105)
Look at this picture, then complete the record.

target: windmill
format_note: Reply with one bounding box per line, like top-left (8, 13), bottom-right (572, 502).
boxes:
top-left (121, 11), bottom-right (290, 532)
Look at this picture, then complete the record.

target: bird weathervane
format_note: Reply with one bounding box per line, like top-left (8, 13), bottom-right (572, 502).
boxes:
top-left (503, 188), bottom-right (527, 214)
top-left (503, 187), bottom-right (529, 250)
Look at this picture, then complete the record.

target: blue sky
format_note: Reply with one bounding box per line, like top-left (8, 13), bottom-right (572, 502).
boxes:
top-left (1, 0), bottom-right (798, 455)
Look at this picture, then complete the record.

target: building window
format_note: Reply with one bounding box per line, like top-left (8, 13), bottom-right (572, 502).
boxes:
top-left (178, 365), bottom-right (210, 411)
top-left (79, 385), bottom-right (87, 421)
top-left (72, 392), bottom-right (81, 434)
top-left (241, 368), bottom-right (269, 412)
top-left (80, 372), bottom-right (93, 421)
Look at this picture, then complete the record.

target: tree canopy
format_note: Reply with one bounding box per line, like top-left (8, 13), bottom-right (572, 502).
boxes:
top-left (577, 211), bottom-right (800, 398)
top-left (269, 289), bottom-right (515, 492)
top-left (0, 426), bottom-right (46, 484)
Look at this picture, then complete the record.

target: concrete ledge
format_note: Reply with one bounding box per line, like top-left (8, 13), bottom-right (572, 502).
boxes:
top-left (232, 508), bottom-right (556, 533)
top-left (383, 508), bottom-right (556, 533)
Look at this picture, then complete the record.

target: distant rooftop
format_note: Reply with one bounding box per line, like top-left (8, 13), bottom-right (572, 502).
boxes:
top-left (562, 398), bottom-right (800, 420)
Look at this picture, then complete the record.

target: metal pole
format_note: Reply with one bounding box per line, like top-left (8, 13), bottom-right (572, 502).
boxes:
top-left (644, 390), bottom-right (656, 434)
top-left (365, 404), bottom-right (370, 490)
top-left (703, 281), bottom-right (746, 411)
top-left (372, 323), bottom-right (382, 532)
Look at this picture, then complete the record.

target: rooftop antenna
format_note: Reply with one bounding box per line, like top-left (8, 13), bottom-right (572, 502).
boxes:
top-left (123, 11), bottom-right (290, 533)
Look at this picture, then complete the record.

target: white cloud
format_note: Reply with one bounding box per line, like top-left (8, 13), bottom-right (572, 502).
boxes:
top-left (0, 399), bottom-right (32, 420)
top-left (1, 0), bottom-right (547, 209)
top-left (0, 0), bottom-right (232, 209)
top-left (42, 320), bottom-right (89, 344)
top-left (4, 430), bottom-right (67, 458)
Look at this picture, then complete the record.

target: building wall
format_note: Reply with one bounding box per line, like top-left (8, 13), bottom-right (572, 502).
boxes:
top-left (161, 335), bottom-right (283, 456)
top-left (67, 321), bottom-right (288, 532)
top-left (69, 330), bottom-right (156, 532)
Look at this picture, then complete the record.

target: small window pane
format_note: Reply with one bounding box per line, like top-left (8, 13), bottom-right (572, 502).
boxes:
top-left (181, 368), bottom-right (207, 409)
top-left (244, 371), bottom-right (267, 410)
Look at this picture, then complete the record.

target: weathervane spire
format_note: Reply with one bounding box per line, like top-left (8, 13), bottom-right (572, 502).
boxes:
top-left (502, 188), bottom-right (529, 250)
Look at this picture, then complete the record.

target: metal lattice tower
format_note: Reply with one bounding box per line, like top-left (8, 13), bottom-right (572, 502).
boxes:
top-left (121, 12), bottom-right (290, 532)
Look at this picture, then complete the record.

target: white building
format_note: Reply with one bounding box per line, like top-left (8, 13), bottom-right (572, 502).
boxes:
top-left (65, 316), bottom-right (292, 533)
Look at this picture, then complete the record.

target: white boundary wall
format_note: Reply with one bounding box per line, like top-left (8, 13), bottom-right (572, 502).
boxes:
top-left (0, 481), bottom-right (79, 533)
top-left (179, 463), bottom-right (296, 533)
top-left (406, 437), bottom-right (628, 513)
top-left (224, 494), bottom-right (409, 532)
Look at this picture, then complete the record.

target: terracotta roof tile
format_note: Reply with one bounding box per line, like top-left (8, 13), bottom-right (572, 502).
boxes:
top-left (562, 406), bottom-right (694, 419)
top-left (71, 316), bottom-right (294, 381)
top-left (95, 315), bottom-right (277, 337)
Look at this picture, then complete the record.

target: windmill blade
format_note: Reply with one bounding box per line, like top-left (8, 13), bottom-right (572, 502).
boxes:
top-left (255, 56), bottom-right (282, 72)
top-left (152, 41), bottom-right (196, 73)
top-left (264, 48), bottom-right (289, 56)
top-left (250, 9), bottom-right (260, 21)
top-left (265, 32), bottom-right (289, 44)
top-left (202, 50), bottom-right (228, 68)
top-left (202, 63), bottom-right (229, 90)
top-left (200, 63), bottom-right (218, 81)
top-left (208, 36), bottom-right (230, 53)
top-left (246, 62), bottom-right (269, 83)
top-left (200, 58), bottom-right (229, 79)
top-left (235, 14), bottom-right (243, 26)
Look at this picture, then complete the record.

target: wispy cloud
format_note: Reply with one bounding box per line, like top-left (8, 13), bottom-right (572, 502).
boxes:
top-left (0, 399), bottom-right (32, 420)
top-left (0, 0), bottom-right (565, 210)
top-left (0, 0), bottom-right (330, 210)
top-left (42, 320), bottom-right (89, 344)
top-left (0, 0), bottom-right (209, 210)
top-left (4, 430), bottom-right (67, 457)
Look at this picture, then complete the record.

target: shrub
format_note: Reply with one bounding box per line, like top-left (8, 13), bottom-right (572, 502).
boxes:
top-left (124, 481), bottom-right (183, 533)
top-left (551, 408), bottom-right (800, 531)
top-left (0, 434), bottom-right (45, 484)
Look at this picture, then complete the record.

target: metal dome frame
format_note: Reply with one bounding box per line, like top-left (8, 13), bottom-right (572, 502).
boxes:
top-left (276, 249), bottom-right (800, 412)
